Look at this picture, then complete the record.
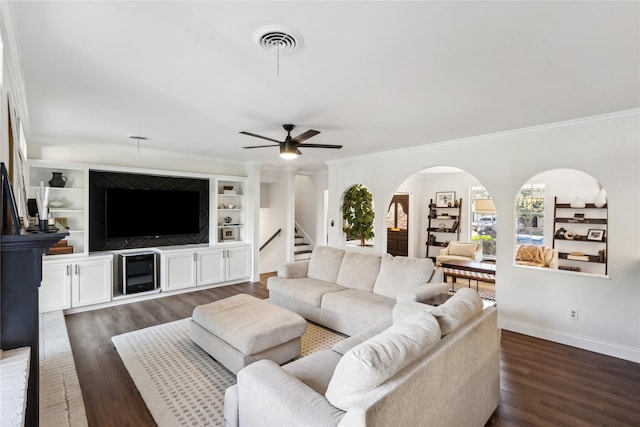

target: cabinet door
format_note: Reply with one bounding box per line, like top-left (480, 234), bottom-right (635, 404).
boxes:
top-left (72, 258), bottom-right (112, 307)
top-left (163, 252), bottom-right (196, 291)
top-left (40, 261), bottom-right (72, 313)
top-left (226, 246), bottom-right (251, 281)
top-left (197, 249), bottom-right (225, 286)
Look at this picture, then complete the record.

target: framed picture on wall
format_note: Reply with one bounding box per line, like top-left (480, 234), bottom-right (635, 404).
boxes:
top-left (436, 191), bottom-right (456, 207)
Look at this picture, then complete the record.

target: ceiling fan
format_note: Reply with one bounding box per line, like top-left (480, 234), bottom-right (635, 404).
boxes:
top-left (240, 124), bottom-right (342, 159)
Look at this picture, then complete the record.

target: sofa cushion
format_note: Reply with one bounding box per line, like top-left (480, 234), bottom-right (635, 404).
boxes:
top-left (308, 246), bottom-right (345, 283)
top-left (325, 311), bottom-right (441, 411)
top-left (372, 254), bottom-right (436, 299)
top-left (336, 252), bottom-right (381, 291)
top-left (268, 277), bottom-right (347, 307)
top-left (448, 242), bottom-right (478, 257)
top-left (430, 288), bottom-right (483, 336)
top-left (321, 289), bottom-right (395, 326)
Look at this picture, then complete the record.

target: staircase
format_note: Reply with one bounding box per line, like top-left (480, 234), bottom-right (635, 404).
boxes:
top-left (294, 227), bottom-right (313, 261)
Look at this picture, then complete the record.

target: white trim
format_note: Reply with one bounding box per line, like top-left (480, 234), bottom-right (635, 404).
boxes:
top-left (327, 109), bottom-right (640, 168)
top-left (499, 318), bottom-right (640, 363)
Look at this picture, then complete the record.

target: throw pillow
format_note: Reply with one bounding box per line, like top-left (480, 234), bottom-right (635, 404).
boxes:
top-left (372, 254), bottom-right (435, 299)
top-left (430, 288), bottom-right (483, 336)
top-left (336, 251), bottom-right (381, 291)
top-left (515, 245), bottom-right (546, 267)
top-left (307, 246), bottom-right (345, 283)
top-left (448, 242), bottom-right (478, 258)
top-left (325, 311), bottom-right (441, 411)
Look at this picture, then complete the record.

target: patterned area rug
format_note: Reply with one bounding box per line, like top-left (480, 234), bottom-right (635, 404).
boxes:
top-left (112, 318), bottom-right (345, 427)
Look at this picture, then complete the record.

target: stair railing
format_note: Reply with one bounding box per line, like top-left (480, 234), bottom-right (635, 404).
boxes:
top-left (260, 228), bottom-right (282, 252)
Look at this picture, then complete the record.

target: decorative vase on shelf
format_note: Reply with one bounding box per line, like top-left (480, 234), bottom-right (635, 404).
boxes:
top-left (594, 189), bottom-right (607, 208)
top-left (48, 172), bottom-right (67, 188)
top-left (570, 197), bottom-right (585, 208)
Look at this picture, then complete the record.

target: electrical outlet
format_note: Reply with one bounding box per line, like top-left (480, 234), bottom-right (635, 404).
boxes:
top-left (569, 308), bottom-right (579, 320)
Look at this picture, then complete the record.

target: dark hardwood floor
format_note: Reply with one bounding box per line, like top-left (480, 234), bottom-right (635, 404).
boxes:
top-left (65, 276), bottom-right (640, 427)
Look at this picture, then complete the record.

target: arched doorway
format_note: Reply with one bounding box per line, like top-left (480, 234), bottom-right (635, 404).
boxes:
top-left (386, 194), bottom-right (409, 256)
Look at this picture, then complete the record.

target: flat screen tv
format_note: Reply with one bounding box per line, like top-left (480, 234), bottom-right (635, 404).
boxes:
top-left (105, 188), bottom-right (201, 238)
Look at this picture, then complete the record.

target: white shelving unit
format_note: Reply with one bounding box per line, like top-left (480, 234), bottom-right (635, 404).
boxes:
top-left (216, 178), bottom-right (246, 243)
top-left (28, 161), bottom-right (88, 255)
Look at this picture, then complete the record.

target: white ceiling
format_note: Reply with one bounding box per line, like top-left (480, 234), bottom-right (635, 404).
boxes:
top-left (11, 1), bottom-right (640, 172)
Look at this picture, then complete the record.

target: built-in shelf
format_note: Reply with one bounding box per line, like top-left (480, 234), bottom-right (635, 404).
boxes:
top-left (552, 196), bottom-right (608, 275)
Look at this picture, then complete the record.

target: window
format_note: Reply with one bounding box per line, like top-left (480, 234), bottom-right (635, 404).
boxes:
top-left (515, 184), bottom-right (545, 245)
top-left (386, 196), bottom-right (407, 230)
top-left (470, 187), bottom-right (496, 258)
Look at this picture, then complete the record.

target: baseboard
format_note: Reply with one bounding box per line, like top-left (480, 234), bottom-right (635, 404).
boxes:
top-left (499, 319), bottom-right (640, 363)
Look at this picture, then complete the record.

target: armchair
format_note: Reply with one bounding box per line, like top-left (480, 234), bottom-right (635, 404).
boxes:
top-left (435, 241), bottom-right (483, 266)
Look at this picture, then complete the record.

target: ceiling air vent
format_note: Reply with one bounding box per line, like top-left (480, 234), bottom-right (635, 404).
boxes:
top-left (254, 25), bottom-right (303, 54)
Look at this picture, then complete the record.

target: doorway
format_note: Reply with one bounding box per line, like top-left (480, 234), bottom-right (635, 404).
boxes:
top-left (386, 194), bottom-right (409, 256)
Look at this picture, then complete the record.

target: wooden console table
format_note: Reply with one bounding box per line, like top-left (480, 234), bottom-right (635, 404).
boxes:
top-left (1, 231), bottom-right (67, 427)
top-left (441, 260), bottom-right (496, 291)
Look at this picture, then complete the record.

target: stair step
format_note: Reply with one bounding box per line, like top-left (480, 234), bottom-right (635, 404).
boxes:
top-left (294, 249), bottom-right (313, 255)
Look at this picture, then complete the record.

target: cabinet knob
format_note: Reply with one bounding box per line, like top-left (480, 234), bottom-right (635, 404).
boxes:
top-left (66, 264), bottom-right (71, 276)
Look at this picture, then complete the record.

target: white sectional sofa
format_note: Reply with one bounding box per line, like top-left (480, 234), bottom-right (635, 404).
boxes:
top-left (225, 288), bottom-right (500, 427)
top-left (267, 246), bottom-right (449, 336)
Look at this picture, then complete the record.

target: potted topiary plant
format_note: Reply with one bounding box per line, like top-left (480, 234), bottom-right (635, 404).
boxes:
top-left (342, 184), bottom-right (375, 246)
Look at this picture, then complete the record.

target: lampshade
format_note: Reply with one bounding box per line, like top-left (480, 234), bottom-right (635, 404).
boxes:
top-left (475, 198), bottom-right (496, 214)
top-left (280, 141), bottom-right (298, 159)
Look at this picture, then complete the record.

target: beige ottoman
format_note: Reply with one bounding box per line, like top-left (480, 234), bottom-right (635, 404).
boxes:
top-left (189, 294), bottom-right (306, 374)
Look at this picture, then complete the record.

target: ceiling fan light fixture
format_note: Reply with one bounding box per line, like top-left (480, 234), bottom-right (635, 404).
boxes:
top-left (280, 141), bottom-right (298, 159)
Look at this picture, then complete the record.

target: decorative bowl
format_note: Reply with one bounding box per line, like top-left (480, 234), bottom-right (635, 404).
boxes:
top-left (49, 200), bottom-right (65, 208)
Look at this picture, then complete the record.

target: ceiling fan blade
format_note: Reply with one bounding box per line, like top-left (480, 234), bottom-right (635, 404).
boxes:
top-left (242, 144), bottom-right (280, 149)
top-left (297, 143), bottom-right (343, 149)
top-left (292, 130), bottom-right (320, 143)
top-left (239, 131), bottom-right (282, 144)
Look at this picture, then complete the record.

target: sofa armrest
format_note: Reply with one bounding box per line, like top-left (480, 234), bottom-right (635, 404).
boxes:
top-left (439, 246), bottom-right (450, 256)
top-left (430, 268), bottom-right (444, 283)
top-left (277, 260), bottom-right (310, 279)
top-left (396, 282), bottom-right (449, 303)
top-left (392, 301), bottom-right (435, 323)
top-left (472, 251), bottom-right (484, 263)
top-left (236, 359), bottom-right (344, 426)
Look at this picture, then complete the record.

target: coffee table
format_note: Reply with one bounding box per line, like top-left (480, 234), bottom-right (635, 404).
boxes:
top-left (440, 260), bottom-right (496, 291)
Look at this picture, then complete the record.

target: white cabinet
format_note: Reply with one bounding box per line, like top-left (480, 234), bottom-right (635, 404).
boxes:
top-left (40, 261), bottom-right (73, 312)
top-left (162, 250), bottom-right (200, 291)
top-left (72, 258), bottom-right (113, 307)
top-left (159, 245), bottom-right (250, 291)
top-left (39, 255), bottom-right (113, 313)
top-left (225, 246), bottom-right (251, 281)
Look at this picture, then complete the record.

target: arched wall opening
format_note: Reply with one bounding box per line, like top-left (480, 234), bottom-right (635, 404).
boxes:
top-left (389, 165), bottom-right (498, 301)
top-left (514, 168), bottom-right (608, 276)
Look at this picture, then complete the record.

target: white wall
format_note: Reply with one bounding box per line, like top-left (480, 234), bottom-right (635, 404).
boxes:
top-left (294, 171), bottom-right (328, 245)
top-left (259, 169), bottom-right (293, 273)
top-left (327, 110), bottom-right (640, 362)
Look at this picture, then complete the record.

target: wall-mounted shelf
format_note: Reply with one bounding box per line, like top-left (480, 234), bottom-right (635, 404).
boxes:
top-left (425, 198), bottom-right (462, 260)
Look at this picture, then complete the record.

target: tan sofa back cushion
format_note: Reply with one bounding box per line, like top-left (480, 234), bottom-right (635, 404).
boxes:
top-left (448, 242), bottom-right (479, 258)
top-left (373, 254), bottom-right (436, 299)
top-left (336, 251), bottom-right (381, 291)
top-left (307, 246), bottom-right (345, 283)
top-left (325, 310), bottom-right (441, 411)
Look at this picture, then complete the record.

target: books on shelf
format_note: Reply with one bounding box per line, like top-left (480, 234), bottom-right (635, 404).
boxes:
top-left (567, 254), bottom-right (590, 261)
